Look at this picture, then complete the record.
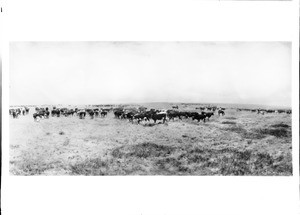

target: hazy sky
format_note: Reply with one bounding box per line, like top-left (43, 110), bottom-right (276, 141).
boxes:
top-left (10, 42), bottom-right (291, 107)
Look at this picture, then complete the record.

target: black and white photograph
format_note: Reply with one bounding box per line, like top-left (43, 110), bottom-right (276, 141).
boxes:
top-left (2, 1), bottom-right (299, 215)
top-left (9, 41), bottom-right (292, 176)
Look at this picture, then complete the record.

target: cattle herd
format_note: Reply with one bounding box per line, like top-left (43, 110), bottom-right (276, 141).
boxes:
top-left (9, 107), bottom-right (30, 118)
top-left (9, 104), bottom-right (292, 124)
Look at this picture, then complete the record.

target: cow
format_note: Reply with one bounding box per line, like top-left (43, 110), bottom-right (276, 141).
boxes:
top-left (203, 112), bottom-right (214, 120)
top-left (94, 110), bottom-right (100, 117)
top-left (133, 113), bottom-right (151, 124)
top-left (25, 107), bottom-right (30, 114)
top-left (167, 110), bottom-right (183, 121)
top-left (172, 105), bottom-right (179, 109)
top-left (286, 110), bottom-right (292, 114)
top-left (51, 109), bottom-right (60, 117)
top-left (114, 110), bottom-right (124, 118)
top-left (101, 111), bottom-right (108, 117)
top-left (78, 110), bottom-right (86, 119)
top-left (192, 113), bottom-right (206, 123)
top-left (86, 109), bottom-right (95, 119)
top-left (218, 110), bottom-right (225, 116)
top-left (151, 113), bottom-right (167, 124)
top-left (44, 110), bottom-right (50, 118)
top-left (12, 111), bottom-right (20, 119)
top-left (185, 112), bottom-right (200, 119)
top-left (257, 109), bottom-right (266, 115)
top-left (124, 112), bottom-right (136, 122)
top-left (33, 112), bottom-right (46, 121)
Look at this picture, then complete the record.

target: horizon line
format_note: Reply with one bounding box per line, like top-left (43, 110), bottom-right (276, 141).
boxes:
top-left (9, 101), bottom-right (292, 109)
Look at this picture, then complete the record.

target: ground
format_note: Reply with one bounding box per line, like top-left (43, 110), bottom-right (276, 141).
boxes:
top-left (9, 104), bottom-right (292, 176)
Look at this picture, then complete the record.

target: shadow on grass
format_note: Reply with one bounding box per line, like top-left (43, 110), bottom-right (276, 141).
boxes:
top-left (221, 121), bottom-right (236, 125)
top-left (69, 142), bottom-right (292, 176)
top-left (222, 124), bottom-right (291, 139)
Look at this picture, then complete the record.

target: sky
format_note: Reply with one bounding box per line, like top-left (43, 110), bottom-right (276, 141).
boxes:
top-left (9, 42), bottom-right (291, 107)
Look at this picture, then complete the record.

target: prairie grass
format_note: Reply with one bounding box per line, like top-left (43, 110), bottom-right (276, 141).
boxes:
top-left (10, 105), bottom-right (292, 176)
top-left (69, 142), bottom-right (292, 176)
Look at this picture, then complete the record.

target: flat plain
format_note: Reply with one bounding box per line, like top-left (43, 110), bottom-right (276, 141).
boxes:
top-left (9, 103), bottom-right (292, 176)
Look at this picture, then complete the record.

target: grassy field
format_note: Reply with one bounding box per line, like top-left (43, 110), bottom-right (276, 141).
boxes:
top-left (9, 104), bottom-right (292, 176)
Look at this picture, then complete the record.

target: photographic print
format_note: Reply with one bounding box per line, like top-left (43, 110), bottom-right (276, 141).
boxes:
top-left (9, 41), bottom-right (292, 176)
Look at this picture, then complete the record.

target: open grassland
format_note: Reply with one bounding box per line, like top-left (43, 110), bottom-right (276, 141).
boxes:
top-left (9, 105), bottom-right (292, 176)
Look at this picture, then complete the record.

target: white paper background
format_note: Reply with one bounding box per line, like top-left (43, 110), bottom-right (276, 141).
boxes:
top-left (1, 0), bottom-right (299, 215)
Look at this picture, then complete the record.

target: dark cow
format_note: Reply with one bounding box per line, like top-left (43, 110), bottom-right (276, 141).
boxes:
top-left (86, 109), bottom-right (95, 119)
top-left (257, 109), bottom-right (266, 115)
top-left (12, 111), bottom-right (20, 119)
top-left (101, 111), bottom-right (108, 117)
top-left (172, 105), bottom-right (179, 109)
top-left (203, 112), bottom-right (214, 120)
top-left (51, 109), bottom-right (61, 117)
top-left (167, 110), bottom-right (182, 121)
top-left (185, 112), bottom-right (200, 119)
top-left (218, 110), bottom-right (225, 116)
top-left (44, 110), bottom-right (50, 118)
top-left (151, 113), bottom-right (167, 124)
top-left (123, 112), bottom-right (136, 122)
top-left (114, 110), bottom-right (124, 118)
top-left (94, 110), bottom-right (100, 117)
top-left (133, 113), bottom-right (151, 124)
top-left (192, 114), bottom-right (206, 123)
top-left (24, 107), bottom-right (30, 114)
top-left (78, 110), bottom-right (86, 119)
top-left (33, 112), bottom-right (46, 121)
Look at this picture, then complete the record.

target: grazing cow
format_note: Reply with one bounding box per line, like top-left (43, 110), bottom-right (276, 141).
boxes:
top-left (151, 113), bottom-right (167, 124)
top-left (33, 112), bottom-right (45, 121)
top-left (172, 105), bottom-right (179, 109)
top-left (44, 110), bottom-right (50, 118)
top-left (257, 109), bottom-right (266, 115)
top-left (203, 112), bottom-right (214, 120)
top-left (101, 111), bottom-right (107, 117)
top-left (51, 109), bottom-right (60, 117)
top-left (86, 110), bottom-right (95, 119)
top-left (192, 114), bottom-right (206, 123)
top-left (167, 110), bottom-right (183, 121)
top-left (114, 110), bottom-right (124, 118)
top-left (78, 110), bottom-right (86, 119)
top-left (12, 111), bottom-right (19, 119)
top-left (124, 112), bottom-right (136, 122)
top-left (218, 110), bottom-right (225, 116)
top-left (266, 109), bottom-right (275, 113)
top-left (185, 112), bottom-right (200, 119)
top-left (33, 113), bottom-right (40, 121)
top-left (133, 113), bottom-right (151, 124)
top-left (94, 110), bottom-right (100, 117)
